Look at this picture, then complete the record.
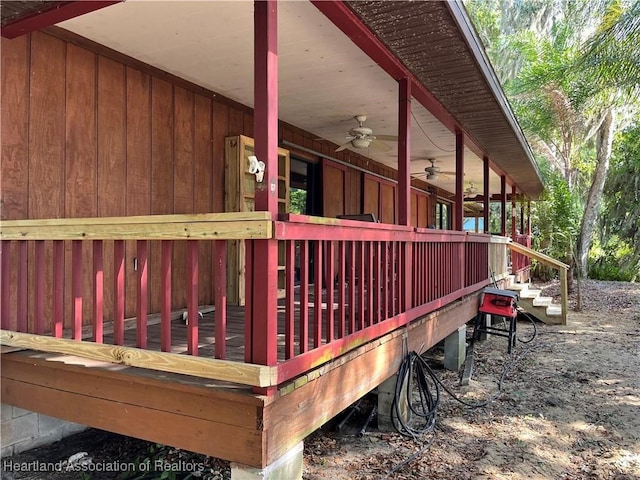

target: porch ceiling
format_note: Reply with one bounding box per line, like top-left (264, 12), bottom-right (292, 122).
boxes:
top-left (48, 0), bottom-right (540, 198)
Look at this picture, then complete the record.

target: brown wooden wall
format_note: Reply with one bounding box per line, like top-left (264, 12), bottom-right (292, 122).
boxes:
top-left (1, 29), bottom-right (435, 327)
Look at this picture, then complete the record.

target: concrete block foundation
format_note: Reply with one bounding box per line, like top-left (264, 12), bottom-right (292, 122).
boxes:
top-left (0, 404), bottom-right (86, 458)
top-left (231, 441), bottom-right (303, 480)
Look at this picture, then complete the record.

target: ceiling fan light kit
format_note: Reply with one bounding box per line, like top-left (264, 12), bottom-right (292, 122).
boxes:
top-left (335, 115), bottom-right (397, 152)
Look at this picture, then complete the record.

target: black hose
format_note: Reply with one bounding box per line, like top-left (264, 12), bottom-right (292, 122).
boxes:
top-left (384, 342), bottom-right (545, 478)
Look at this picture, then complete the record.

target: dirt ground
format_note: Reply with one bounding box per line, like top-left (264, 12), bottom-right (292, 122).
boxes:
top-left (2, 279), bottom-right (639, 480)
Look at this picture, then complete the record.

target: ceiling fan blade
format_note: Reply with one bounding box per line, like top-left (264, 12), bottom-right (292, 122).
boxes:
top-left (374, 134), bottom-right (399, 142)
top-left (335, 142), bottom-right (351, 152)
top-left (370, 139), bottom-right (392, 152)
top-left (441, 171), bottom-right (457, 175)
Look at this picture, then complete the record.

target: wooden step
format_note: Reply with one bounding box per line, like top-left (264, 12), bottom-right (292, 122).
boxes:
top-left (516, 296), bottom-right (563, 325)
top-left (520, 289), bottom-right (542, 299)
top-left (532, 296), bottom-right (553, 307)
top-left (546, 305), bottom-right (562, 317)
top-left (507, 282), bottom-right (529, 291)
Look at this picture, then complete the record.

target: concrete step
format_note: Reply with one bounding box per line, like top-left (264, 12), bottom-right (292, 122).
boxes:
top-left (517, 296), bottom-right (563, 325)
top-left (520, 289), bottom-right (542, 299)
top-left (546, 305), bottom-right (562, 317)
top-left (532, 296), bottom-right (553, 307)
top-left (507, 282), bottom-right (530, 291)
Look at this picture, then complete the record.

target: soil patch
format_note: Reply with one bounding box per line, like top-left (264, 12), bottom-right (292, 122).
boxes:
top-left (2, 280), bottom-right (639, 480)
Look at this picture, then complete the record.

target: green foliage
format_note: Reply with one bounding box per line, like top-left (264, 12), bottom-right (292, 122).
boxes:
top-left (588, 236), bottom-right (639, 281)
top-left (530, 159), bottom-right (582, 278)
top-left (289, 188), bottom-right (307, 214)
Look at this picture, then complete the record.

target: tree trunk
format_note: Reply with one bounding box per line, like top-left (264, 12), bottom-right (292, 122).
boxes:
top-left (577, 109), bottom-right (615, 277)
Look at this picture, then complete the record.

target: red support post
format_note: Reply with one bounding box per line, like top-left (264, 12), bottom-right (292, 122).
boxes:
top-left (186, 240), bottom-right (199, 355)
top-left (511, 184), bottom-right (517, 239)
top-left (136, 240), bottom-right (148, 349)
top-left (214, 240), bottom-right (227, 360)
top-left (93, 240), bottom-right (104, 343)
top-left (500, 176), bottom-right (507, 236)
top-left (113, 240), bottom-right (125, 345)
top-left (398, 78), bottom-right (411, 226)
top-left (483, 156), bottom-right (490, 234)
top-left (527, 200), bottom-right (532, 236)
top-left (34, 241), bottom-right (45, 335)
top-left (161, 240), bottom-right (172, 352)
top-left (53, 240), bottom-right (64, 337)
top-left (250, 0), bottom-right (279, 375)
top-left (455, 131), bottom-right (464, 231)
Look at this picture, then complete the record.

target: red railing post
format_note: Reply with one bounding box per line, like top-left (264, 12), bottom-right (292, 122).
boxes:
top-left (136, 240), bottom-right (148, 349)
top-left (53, 240), bottom-right (64, 338)
top-left (34, 241), bottom-right (45, 334)
top-left (0, 241), bottom-right (10, 330)
top-left (161, 240), bottom-right (172, 352)
top-left (113, 240), bottom-right (125, 345)
top-left (17, 240), bottom-right (27, 333)
top-left (72, 240), bottom-right (83, 339)
top-left (215, 240), bottom-right (228, 360)
top-left (284, 240), bottom-right (295, 360)
top-left (186, 240), bottom-right (199, 355)
top-left (93, 240), bottom-right (104, 343)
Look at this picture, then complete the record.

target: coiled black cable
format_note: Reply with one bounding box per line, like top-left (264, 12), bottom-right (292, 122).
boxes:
top-left (384, 341), bottom-right (545, 478)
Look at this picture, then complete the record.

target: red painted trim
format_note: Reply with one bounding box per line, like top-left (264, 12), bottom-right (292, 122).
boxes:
top-left (34, 241), bottom-right (45, 334)
top-left (187, 240), bottom-right (199, 355)
top-left (161, 240), bottom-right (172, 352)
top-left (93, 241), bottom-right (104, 343)
top-left (214, 240), bottom-right (227, 360)
top-left (17, 241), bottom-right (27, 333)
top-left (398, 78), bottom-right (411, 226)
top-left (113, 240), bottom-right (125, 345)
top-left (1, 241), bottom-right (10, 330)
top-left (72, 240), bottom-right (82, 340)
top-left (136, 240), bottom-right (148, 349)
top-left (1, 1), bottom-right (122, 39)
top-left (53, 241), bottom-right (64, 338)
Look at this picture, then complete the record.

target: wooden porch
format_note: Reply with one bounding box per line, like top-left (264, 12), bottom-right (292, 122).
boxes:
top-left (1, 212), bottom-right (509, 467)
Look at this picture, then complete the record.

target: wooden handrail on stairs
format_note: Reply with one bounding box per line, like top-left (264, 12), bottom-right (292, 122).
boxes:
top-left (507, 241), bottom-right (569, 325)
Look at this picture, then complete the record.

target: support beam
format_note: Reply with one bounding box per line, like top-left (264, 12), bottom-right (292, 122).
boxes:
top-left (500, 176), bottom-right (507, 236)
top-left (454, 131), bottom-right (464, 231)
top-left (397, 78), bottom-right (411, 227)
top-left (483, 156), bottom-right (490, 234)
top-left (249, 1), bottom-right (279, 386)
top-left (527, 200), bottom-right (531, 236)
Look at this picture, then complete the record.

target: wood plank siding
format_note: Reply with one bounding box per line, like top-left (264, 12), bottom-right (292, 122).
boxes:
top-left (0, 29), bottom-right (438, 328)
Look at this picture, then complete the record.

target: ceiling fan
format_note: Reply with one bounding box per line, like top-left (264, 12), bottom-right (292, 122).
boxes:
top-left (464, 182), bottom-right (478, 196)
top-left (335, 115), bottom-right (398, 152)
top-left (412, 158), bottom-right (456, 181)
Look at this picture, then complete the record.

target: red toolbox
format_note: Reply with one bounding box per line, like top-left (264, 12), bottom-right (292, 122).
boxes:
top-left (478, 287), bottom-right (518, 317)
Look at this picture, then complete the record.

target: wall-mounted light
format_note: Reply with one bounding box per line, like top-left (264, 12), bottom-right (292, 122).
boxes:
top-left (248, 155), bottom-right (265, 183)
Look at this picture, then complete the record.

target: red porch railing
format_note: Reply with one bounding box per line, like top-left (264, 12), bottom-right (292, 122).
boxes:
top-left (1, 212), bottom-right (502, 388)
top-left (511, 233), bottom-right (532, 274)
